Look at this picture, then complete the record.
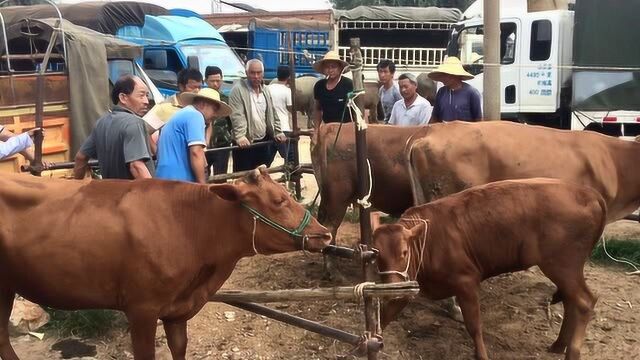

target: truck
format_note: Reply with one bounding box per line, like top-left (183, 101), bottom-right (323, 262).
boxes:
top-left (448, 0), bottom-right (640, 136)
top-left (333, 5), bottom-right (461, 81)
top-left (22, 2), bottom-right (246, 97)
top-left (0, 3), bottom-right (162, 174)
top-left (116, 7), bottom-right (246, 97)
top-left (218, 17), bottom-right (331, 80)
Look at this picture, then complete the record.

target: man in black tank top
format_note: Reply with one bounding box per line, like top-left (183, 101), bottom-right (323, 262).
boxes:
top-left (313, 51), bottom-right (354, 126)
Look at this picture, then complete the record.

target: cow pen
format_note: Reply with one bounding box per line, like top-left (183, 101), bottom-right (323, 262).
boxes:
top-left (18, 29), bottom-right (421, 358)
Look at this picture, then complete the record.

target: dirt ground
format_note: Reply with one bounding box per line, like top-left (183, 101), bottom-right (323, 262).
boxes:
top-left (10, 219), bottom-right (640, 360)
top-left (9, 138), bottom-right (640, 360)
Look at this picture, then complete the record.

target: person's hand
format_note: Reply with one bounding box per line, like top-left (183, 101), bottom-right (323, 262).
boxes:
top-left (275, 133), bottom-right (287, 143)
top-left (26, 127), bottom-right (44, 139)
top-left (237, 137), bottom-right (250, 148)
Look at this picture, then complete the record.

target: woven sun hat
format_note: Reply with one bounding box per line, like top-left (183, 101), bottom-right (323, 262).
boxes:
top-left (427, 56), bottom-right (475, 82)
top-left (180, 88), bottom-right (232, 117)
top-left (313, 50), bottom-right (350, 73)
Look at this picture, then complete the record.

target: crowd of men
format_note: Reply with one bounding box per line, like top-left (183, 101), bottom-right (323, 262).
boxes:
top-left (61, 52), bottom-right (481, 183)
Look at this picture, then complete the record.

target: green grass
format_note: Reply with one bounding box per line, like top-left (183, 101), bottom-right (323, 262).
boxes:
top-left (344, 206), bottom-right (360, 223)
top-left (591, 237), bottom-right (640, 270)
top-left (44, 309), bottom-right (126, 338)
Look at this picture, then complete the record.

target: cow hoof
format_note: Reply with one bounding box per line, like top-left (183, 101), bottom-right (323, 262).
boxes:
top-left (548, 342), bottom-right (566, 354)
top-left (448, 306), bottom-right (464, 323)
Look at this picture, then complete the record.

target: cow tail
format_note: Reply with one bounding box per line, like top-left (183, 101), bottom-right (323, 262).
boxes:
top-left (405, 136), bottom-right (426, 206)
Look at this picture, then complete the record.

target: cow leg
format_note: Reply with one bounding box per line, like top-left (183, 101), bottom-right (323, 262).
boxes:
top-left (456, 285), bottom-right (489, 360)
top-left (380, 297), bottom-right (410, 330)
top-left (0, 289), bottom-right (19, 360)
top-left (317, 194), bottom-right (349, 279)
top-left (126, 311), bottom-right (158, 360)
top-left (565, 282), bottom-right (597, 360)
top-left (549, 294), bottom-right (573, 354)
top-left (163, 320), bottom-right (187, 360)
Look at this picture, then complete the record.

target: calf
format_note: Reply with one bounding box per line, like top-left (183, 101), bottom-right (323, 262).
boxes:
top-left (0, 166), bottom-right (331, 360)
top-left (373, 178), bottom-right (606, 360)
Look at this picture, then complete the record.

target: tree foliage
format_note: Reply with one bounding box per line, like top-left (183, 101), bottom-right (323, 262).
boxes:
top-left (331, 0), bottom-right (474, 11)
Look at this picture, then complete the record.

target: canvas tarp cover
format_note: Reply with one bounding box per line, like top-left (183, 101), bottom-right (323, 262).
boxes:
top-left (573, 0), bottom-right (640, 69)
top-left (1, 18), bottom-right (142, 154)
top-left (250, 18), bottom-right (331, 32)
top-left (0, 2), bottom-right (167, 35)
top-left (572, 0), bottom-right (640, 111)
top-left (334, 6), bottom-right (461, 23)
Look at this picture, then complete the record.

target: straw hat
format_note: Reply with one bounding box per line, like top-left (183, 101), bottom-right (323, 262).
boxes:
top-left (313, 51), bottom-right (350, 73)
top-left (428, 56), bottom-right (474, 82)
top-left (181, 88), bottom-right (232, 117)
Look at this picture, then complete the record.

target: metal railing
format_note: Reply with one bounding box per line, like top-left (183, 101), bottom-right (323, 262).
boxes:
top-left (338, 46), bottom-right (446, 68)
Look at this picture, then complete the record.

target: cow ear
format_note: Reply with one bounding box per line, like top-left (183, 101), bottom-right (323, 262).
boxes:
top-left (209, 184), bottom-right (242, 202)
top-left (409, 221), bottom-right (427, 240)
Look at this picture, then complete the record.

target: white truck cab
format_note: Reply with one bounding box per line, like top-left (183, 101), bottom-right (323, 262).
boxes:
top-left (449, 0), bottom-right (640, 137)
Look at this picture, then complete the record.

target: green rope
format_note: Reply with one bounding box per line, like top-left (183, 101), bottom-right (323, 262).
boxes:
top-left (242, 203), bottom-right (312, 238)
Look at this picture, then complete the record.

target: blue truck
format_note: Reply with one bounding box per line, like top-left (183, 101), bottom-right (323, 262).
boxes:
top-left (118, 9), bottom-right (246, 97)
top-left (221, 18), bottom-right (331, 80)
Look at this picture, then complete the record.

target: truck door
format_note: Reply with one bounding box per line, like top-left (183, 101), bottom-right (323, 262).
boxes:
top-left (518, 16), bottom-right (559, 117)
top-left (456, 20), bottom-right (521, 118)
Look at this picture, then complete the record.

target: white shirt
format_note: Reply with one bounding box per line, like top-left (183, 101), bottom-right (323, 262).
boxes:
top-left (267, 83), bottom-right (292, 132)
top-left (0, 126), bottom-right (33, 160)
top-left (388, 95), bottom-right (432, 127)
top-left (249, 87), bottom-right (267, 140)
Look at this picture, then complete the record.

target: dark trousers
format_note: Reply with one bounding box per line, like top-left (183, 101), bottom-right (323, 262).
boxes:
top-left (206, 149), bottom-right (231, 175)
top-left (276, 139), bottom-right (298, 165)
top-left (232, 136), bottom-right (277, 172)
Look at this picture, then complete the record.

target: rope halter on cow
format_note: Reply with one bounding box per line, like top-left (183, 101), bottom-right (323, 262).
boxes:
top-left (242, 203), bottom-right (314, 255)
top-left (377, 218), bottom-right (430, 282)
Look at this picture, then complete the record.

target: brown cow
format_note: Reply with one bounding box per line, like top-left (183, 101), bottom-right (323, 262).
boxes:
top-left (311, 123), bottom-right (429, 242)
top-left (0, 166), bottom-right (331, 360)
top-left (373, 178), bottom-right (607, 360)
top-left (409, 121), bottom-right (640, 223)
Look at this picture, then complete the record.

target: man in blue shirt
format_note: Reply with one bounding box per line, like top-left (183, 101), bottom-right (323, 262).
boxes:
top-left (428, 56), bottom-right (482, 123)
top-left (156, 88), bottom-right (231, 183)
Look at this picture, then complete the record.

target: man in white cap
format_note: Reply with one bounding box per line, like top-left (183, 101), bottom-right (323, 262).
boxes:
top-left (428, 57), bottom-right (482, 123)
top-left (155, 88), bottom-right (232, 184)
top-left (313, 50), bottom-right (354, 127)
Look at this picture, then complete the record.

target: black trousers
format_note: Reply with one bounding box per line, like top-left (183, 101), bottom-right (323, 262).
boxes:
top-left (206, 148), bottom-right (231, 175)
top-left (232, 136), bottom-right (277, 172)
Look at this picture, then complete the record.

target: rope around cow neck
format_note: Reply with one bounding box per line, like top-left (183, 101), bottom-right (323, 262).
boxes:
top-left (242, 204), bottom-right (313, 255)
top-left (377, 218), bottom-right (430, 281)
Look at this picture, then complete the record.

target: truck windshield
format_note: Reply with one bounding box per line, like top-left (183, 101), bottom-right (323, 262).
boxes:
top-left (573, 71), bottom-right (640, 111)
top-left (181, 45), bottom-right (246, 80)
top-left (456, 23), bottom-right (517, 75)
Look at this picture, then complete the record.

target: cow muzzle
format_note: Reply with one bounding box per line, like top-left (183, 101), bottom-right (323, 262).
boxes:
top-left (377, 251), bottom-right (411, 282)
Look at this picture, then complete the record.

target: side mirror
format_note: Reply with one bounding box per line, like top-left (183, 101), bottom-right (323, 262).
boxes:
top-left (187, 55), bottom-right (200, 71)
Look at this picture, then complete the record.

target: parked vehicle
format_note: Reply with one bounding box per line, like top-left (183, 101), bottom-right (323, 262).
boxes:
top-left (117, 7), bottom-right (246, 97)
top-left (333, 6), bottom-right (461, 81)
top-left (448, 0), bottom-right (640, 135)
top-left (0, 4), bottom-right (161, 173)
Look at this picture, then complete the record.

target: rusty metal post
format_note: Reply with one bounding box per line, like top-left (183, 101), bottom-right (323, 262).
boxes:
top-left (288, 31), bottom-right (302, 199)
top-left (349, 37), bottom-right (380, 360)
top-left (31, 22), bottom-right (59, 176)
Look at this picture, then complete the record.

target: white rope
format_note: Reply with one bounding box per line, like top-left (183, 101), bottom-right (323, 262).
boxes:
top-left (356, 159), bottom-right (373, 209)
top-left (251, 216), bottom-right (260, 255)
top-left (600, 235), bottom-right (640, 276)
top-left (353, 281), bottom-right (376, 304)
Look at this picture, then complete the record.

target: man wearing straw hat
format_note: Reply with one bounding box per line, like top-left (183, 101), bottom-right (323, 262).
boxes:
top-left (155, 88), bottom-right (232, 184)
top-left (428, 56), bottom-right (482, 123)
top-left (313, 51), bottom-right (354, 127)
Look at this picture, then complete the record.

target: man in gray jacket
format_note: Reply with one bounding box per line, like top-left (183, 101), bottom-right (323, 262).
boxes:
top-left (229, 59), bottom-right (286, 172)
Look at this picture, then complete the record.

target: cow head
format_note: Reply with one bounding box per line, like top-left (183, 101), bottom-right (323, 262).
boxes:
top-left (210, 165), bottom-right (332, 254)
top-left (372, 221), bottom-right (427, 283)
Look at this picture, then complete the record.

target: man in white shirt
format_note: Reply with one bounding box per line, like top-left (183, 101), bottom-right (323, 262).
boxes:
top-left (267, 66), bottom-right (296, 164)
top-left (388, 73), bottom-right (432, 127)
top-left (377, 60), bottom-right (402, 123)
top-left (0, 125), bottom-right (42, 160)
